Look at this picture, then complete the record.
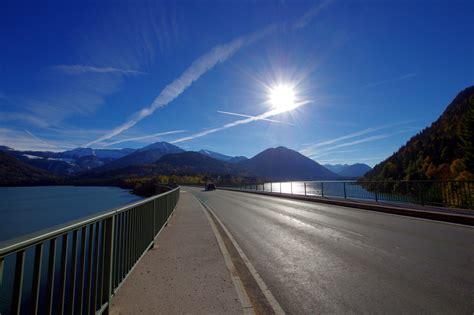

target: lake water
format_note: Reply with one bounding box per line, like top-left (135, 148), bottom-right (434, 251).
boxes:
top-left (0, 186), bottom-right (142, 242)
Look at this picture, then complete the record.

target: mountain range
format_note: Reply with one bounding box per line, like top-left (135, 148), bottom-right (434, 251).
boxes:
top-left (0, 142), bottom-right (344, 185)
top-left (1, 141), bottom-right (358, 181)
top-left (77, 146), bottom-right (339, 181)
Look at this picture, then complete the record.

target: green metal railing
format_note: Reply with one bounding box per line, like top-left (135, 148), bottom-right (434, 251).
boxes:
top-left (223, 180), bottom-right (473, 209)
top-left (0, 187), bottom-right (180, 315)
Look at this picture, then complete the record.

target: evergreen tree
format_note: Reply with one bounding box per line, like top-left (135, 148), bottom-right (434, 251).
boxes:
top-left (459, 105), bottom-right (474, 173)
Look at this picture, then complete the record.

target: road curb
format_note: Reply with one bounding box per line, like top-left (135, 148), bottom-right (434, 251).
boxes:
top-left (218, 188), bottom-right (474, 226)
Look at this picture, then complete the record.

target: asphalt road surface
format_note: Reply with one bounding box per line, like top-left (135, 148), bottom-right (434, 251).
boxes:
top-left (186, 187), bottom-right (474, 314)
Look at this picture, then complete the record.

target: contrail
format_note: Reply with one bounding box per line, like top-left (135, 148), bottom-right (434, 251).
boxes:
top-left (293, 0), bottom-right (334, 29)
top-left (217, 110), bottom-right (295, 125)
top-left (84, 26), bottom-right (276, 147)
top-left (171, 100), bottom-right (311, 144)
top-left (102, 130), bottom-right (187, 146)
top-left (364, 72), bottom-right (416, 88)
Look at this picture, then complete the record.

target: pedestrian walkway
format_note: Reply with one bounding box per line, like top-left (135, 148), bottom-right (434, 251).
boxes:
top-left (111, 190), bottom-right (242, 314)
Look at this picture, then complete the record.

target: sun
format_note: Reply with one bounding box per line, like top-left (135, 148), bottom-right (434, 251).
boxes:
top-left (269, 84), bottom-right (296, 112)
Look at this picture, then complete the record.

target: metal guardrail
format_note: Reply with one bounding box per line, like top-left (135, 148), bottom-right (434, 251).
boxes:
top-left (0, 186), bottom-right (180, 315)
top-left (223, 181), bottom-right (473, 209)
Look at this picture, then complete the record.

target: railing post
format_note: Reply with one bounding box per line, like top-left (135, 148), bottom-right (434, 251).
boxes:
top-left (343, 182), bottom-right (347, 199)
top-left (280, 182), bottom-right (282, 194)
top-left (45, 239), bottom-right (57, 315)
top-left (166, 194), bottom-right (170, 220)
top-left (102, 216), bottom-right (115, 314)
top-left (12, 250), bottom-right (25, 315)
top-left (304, 182), bottom-right (307, 196)
top-left (0, 257), bottom-right (3, 286)
top-left (419, 182), bottom-right (424, 206)
top-left (58, 234), bottom-right (69, 315)
top-left (469, 182), bottom-right (473, 208)
top-left (152, 199), bottom-right (156, 239)
top-left (375, 183), bottom-right (378, 202)
top-left (270, 182), bottom-right (272, 193)
top-left (31, 244), bottom-right (43, 314)
top-left (321, 182), bottom-right (324, 197)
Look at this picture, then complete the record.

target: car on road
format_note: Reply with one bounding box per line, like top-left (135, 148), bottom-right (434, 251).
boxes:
top-left (205, 183), bottom-right (216, 191)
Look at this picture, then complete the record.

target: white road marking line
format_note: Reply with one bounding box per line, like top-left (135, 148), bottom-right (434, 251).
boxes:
top-left (199, 198), bottom-right (286, 315)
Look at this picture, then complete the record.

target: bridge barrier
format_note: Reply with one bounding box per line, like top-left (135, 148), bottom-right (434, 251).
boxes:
top-left (222, 180), bottom-right (473, 210)
top-left (0, 186), bottom-right (180, 315)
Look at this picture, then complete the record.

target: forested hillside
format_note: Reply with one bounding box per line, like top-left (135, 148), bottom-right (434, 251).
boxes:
top-left (363, 86), bottom-right (474, 181)
top-left (0, 152), bottom-right (60, 186)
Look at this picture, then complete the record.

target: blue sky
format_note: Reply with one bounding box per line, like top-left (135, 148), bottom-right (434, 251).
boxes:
top-left (1, 0), bottom-right (473, 166)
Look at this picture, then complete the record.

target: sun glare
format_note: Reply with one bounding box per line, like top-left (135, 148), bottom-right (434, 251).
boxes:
top-left (269, 84), bottom-right (296, 112)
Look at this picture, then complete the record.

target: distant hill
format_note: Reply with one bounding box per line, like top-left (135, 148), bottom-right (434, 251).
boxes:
top-left (0, 152), bottom-right (59, 186)
top-left (229, 156), bottom-right (248, 163)
top-left (363, 86), bottom-right (474, 181)
top-left (199, 149), bottom-right (248, 163)
top-left (338, 163), bottom-right (372, 178)
top-left (96, 142), bottom-right (184, 171)
top-left (323, 163), bottom-right (372, 179)
top-left (324, 163), bottom-right (372, 178)
top-left (323, 164), bottom-right (350, 174)
top-left (199, 149), bottom-right (233, 161)
top-left (238, 146), bottom-right (338, 181)
top-left (156, 152), bottom-right (237, 175)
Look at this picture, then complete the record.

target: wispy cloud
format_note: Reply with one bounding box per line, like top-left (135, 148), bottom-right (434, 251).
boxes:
top-left (217, 110), bottom-right (295, 125)
top-left (53, 65), bottom-right (147, 76)
top-left (0, 128), bottom-right (73, 151)
top-left (4, 71), bottom-right (125, 128)
top-left (364, 73), bottom-right (417, 88)
top-left (306, 130), bottom-right (410, 160)
top-left (301, 128), bottom-right (376, 155)
top-left (312, 131), bottom-right (406, 155)
top-left (301, 120), bottom-right (413, 157)
top-left (0, 111), bottom-right (51, 128)
top-left (102, 130), bottom-right (187, 146)
top-left (171, 101), bottom-right (311, 144)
